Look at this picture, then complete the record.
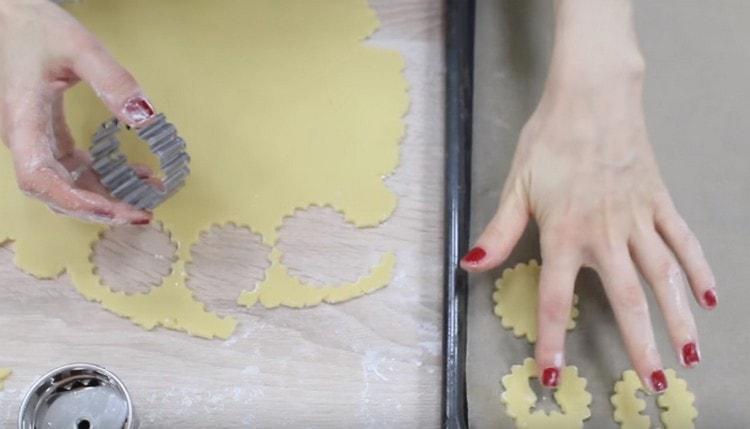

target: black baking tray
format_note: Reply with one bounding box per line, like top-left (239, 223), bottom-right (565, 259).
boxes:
top-left (443, 0), bottom-right (475, 428)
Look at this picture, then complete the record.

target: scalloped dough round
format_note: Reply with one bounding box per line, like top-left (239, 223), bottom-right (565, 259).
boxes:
top-left (493, 260), bottom-right (579, 343)
top-left (501, 358), bottom-right (592, 429)
top-left (611, 369), bottom-right (698, 429)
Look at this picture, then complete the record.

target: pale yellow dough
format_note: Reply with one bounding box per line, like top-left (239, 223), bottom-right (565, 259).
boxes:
top-left (501, 358), bottom-right (592, 429)
top-left (0, 368), bottom-right (10, 390)
top-left (611, 369), bottom-right (698, 429)
top-left (0, 0), bottom-right (407, 338)
top-left (493, 260), bottom-right (579, 343)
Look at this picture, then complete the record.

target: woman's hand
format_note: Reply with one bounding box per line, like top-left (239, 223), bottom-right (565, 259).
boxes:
top-left (0, 0), bottom-right (157, 224)
top-left (462, 0), bottom-right (717, 393)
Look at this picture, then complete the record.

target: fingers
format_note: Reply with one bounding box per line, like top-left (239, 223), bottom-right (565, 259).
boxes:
top-left (460, 186), bottom-right (529, 272)
top-left (535, 242), bottom-right (580, 388)
top-left (597, 248), bottom-right (667, 393)
top-left (654, 196), bottom-right (717, 310)
top-left (20, 165), bottom-right (151, 225)
top-left (630, 229), bottom-right (701, 368)
top-left (70, 38), bottom-right (156, 127)
top-left (6, 94), bottom-right (151, 225)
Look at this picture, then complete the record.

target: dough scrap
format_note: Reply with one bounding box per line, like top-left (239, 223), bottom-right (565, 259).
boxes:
top-left (501, 357), bottom-right (592, 429)
top-left (493, 260), bottom-right (579, 343)
top-left (611, 369), bottom-right (698, 429)
top-left (0, 0), bottom-right (406, 338)
top-left (0, 368), bottom-right (10, 390)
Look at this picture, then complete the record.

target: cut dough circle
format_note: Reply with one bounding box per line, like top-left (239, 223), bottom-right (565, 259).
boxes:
top-left (611, 369), bottom-right (698, 429)
top-left (501, 357), bottom-right (592, 429)
top-left (493, 260), bottom-right (579, 343)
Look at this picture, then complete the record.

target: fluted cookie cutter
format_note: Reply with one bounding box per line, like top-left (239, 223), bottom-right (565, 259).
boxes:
top-left (90, 113), bottom-right (190, 210)
top-left (18, 363), bottom-right (138, 429)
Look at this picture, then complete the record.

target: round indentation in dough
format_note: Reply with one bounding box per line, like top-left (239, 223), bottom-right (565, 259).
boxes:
top-left (501, 357), bottom-right (592, 429)
top-left (611, 369), bottom-right (697, 429)
top-left (276, 206), bottom-right (389, 286)
top-left (493, 260), bottom-right (579, 343)
top-left (187, 224), bottom-right (271, 312)
top-left (92, 223), bottom-right (176, 294)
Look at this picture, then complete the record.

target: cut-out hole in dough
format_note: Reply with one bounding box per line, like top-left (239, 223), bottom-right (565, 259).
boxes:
top-left (529, 377), bottom-right (564, 416)
top-left (501, 358), bottom-right (592, 429)
top-left (92, 224), bottom-right (176, 294)
top-left (611, 369), bottom-right (697, 429)
top-left (277, 206), bottom-right (386, 286)
top-left (187, 224), bottom-right (271, 313)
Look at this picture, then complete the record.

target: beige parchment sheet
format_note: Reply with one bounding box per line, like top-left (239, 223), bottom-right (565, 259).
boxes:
top-left (0, 0), bottom-right (407, 339)
top-left (468, 0), bottom-right (750, 427)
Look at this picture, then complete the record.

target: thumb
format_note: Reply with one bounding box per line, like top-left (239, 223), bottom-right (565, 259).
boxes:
top-left (460, 184), bottom-right (529, 272)
top-left (71, 41), bottom-right (156, 127)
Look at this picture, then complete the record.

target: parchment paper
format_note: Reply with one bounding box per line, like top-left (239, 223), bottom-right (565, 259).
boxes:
top-left (467, 1), bottom-right (750, 427)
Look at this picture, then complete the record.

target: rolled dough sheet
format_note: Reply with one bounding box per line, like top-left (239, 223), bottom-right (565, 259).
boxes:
top-left (0, 0), bottom-right (407, 339)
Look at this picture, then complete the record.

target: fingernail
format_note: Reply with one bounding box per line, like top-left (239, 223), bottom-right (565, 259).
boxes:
top-left (650, 370), bottom-right (668, 393)
top-left (541, 367), bottom-right (560, 388)
top-left (131, 218), bottom-right (150, 226)
top-left (123, 96), bottom-right (155, 125)
top-left (94, 209), bottom-right (114, 218)
top-left (703, 289), bottom-right (718, 309)
top-left (681, 342), bottom-right (701, 367)
top-left (462, 247), bottom-right (486, 264)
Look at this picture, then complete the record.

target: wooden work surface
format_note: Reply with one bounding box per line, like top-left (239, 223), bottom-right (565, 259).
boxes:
top-left (0, 2), bottom-right (445, 427)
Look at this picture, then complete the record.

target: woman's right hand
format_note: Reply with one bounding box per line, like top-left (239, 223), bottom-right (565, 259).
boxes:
top-left (0, 0), bottom-right (157, 225)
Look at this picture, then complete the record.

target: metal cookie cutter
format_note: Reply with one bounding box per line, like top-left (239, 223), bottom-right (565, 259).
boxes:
top-left (18, 363), bottom-right (138, 429)
top-left (90, 113), bottom-right (190, 210)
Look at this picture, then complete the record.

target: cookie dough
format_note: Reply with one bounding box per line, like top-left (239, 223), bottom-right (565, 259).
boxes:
top-left (501, 357), bottom-right (592, 429)
top-left (493, 260), bottom-right (579, 343)
top-left (0, 0), bottom-right (407, 338)
top-left (611, 369), bottom-right (698, 429)
top-left (0, 368), bottom-right (10, 390)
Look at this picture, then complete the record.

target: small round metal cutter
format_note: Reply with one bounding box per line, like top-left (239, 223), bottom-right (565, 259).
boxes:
top-left (90, 113), bottom-right (190, 210)
top-left (18, 363), bottom-right (137, 429)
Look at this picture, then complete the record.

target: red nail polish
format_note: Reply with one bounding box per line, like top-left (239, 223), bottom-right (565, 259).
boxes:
top-left (131, 218), bottom-right (151, 225)
top-left (94, 209), bottom-right (114, 218)
top-left (650, 370), bottom-right (668, 393)
top-left (462, 247), bottom-right (486, 264)
top-left (541, 367), bottom-right (560, 388)
top-left (123, 96), bottom-right (155, 125)
top-left (682, 342), bottom-right (700, 367)
top-left (703, 289), bottom-right (718, 308)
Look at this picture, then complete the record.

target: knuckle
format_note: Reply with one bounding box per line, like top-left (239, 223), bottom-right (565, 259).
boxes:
top-left (615, 285), bottom-right (649, 314)
top-left (539, 293), bottom-right (570, 323)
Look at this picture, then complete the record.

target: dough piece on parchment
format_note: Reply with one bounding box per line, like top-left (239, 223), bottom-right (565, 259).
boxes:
top-left (0, 0), bottom-right (407, 339)
top-left (0, 368), bottom-right (10, 390)
top-left (501, 357), bottom-right (592, 429)
top-left (493, 260), bottom-right (579, 343)
top-left (611, 369), bottom-right (698, 429)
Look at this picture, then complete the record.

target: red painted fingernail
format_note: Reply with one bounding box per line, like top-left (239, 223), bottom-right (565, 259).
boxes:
top-left (131, 218), bottom-right (151, 225)
top-left (462, 247), bottom-right (486, 264)
top-left (703, 289), bottom-right (718, 309)
top-left (123, 96), bottom-right (155, 125)
top-left (681, 342), bottom-right (700, 367)
top-left (650, 370), bottom-right (668, 393)
top-left (541, 367), bottom-right (560, 388)
top-left (94, 209), bottom-right (114, 218)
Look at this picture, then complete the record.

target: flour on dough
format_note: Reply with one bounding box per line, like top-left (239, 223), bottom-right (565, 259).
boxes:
top-left (0, 0), bottom-right (407, 339)
top-left (611, 369), bottom-right (698, 429)
top-left (501, 358), bottom-right (592, 429)
top-left (493, 260), bottom-right (579, 343)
